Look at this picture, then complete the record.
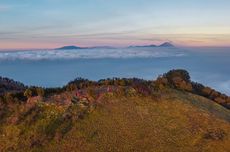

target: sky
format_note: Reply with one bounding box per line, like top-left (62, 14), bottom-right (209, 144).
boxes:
top-left (0, 0), bottom-right (230, 49)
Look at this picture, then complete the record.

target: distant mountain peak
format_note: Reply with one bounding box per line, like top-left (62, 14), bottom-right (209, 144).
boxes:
top-left (55, 43), bottom-right (174, 50)
top-left (56, 46), bottom-right (82, 50)
top-left (128, 42), bottom-right (175, 48)
top-left (55, 45), bottom-right (116, 50)
top-left (159, 42), bottom-right (174, 47)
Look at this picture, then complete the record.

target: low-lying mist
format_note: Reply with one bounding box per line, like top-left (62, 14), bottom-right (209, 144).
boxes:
top-left (0, 47), bottom-right (229, 95)
top-left (0, 47), bottom-right (185, 60)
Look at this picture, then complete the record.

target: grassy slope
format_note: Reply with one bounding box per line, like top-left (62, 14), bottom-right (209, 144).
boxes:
top-left (0, 90), bottom-right (230, 152)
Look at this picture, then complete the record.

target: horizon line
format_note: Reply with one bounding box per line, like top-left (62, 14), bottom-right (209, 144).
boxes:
top-left (1, 43), bottom-right (230, 51)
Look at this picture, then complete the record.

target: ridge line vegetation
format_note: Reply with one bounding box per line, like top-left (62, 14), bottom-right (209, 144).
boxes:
top-left (0, 69), bottom-right (230, 151)
top-left (1, 69), bottom-right (229, 110)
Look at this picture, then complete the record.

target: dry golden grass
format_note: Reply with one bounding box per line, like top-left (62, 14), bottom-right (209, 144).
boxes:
top-left (0, 90), bottom-right (230, 152)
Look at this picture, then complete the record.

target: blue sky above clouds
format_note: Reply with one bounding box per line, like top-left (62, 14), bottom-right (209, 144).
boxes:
top-left (0, 0), bottom-right (230, 49)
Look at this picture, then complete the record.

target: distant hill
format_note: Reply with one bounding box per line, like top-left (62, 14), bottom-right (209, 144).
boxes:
top-left (159, 42), bottom-right (174, 47)
top-left (56, 43), bottom-right (174, 50)
top-left (56, 45), bottom-right (116, 50)
top-left (129, 42), bottom-right (174, 48)
top-left (56, 46), bottom-right (83, 50)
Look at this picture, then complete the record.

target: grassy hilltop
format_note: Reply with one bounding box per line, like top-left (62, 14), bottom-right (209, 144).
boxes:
top-left (0, 70), bottom-right (230, 152)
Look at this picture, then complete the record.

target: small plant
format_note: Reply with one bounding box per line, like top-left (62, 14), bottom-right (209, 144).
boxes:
top-left (204, 129), bottom-right (226, 141)
top-left (24, 89), bottom-right (33, 99)
top-left (0, 95), bottom-right (5, 104)
top-left (116, 87), bottom-right (126, 96)
top-left (4, 93), bottom-right (14, 103)
top-left (36, 87), bottom-right (45, 97)
top-left (87, 88), bottom-right (97, 100)
top-left (66, 84), bottom-right (77, 92)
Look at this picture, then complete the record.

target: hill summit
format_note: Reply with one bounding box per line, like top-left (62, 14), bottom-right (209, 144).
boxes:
top-left (56, 45), bottom-right (82, 50)
top-left (159, 42), bottom-right (174, 47)
top-left (0, 69), bottom-right (229, 151)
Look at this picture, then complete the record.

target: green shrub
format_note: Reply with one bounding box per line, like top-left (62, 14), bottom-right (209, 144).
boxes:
top-left (87, 88), bottom-right (97, 100)
top-left (192, 82), bottom-right (204, 94)
top-left (66, 84), bottom-right (77, 92)
top-left (214, 97), bottom-right (225, 104)
top-left (164, 69), bottom-right (191, 83)
top-left (116, 87), bottom-right (126, 96)
top-left (4, 93), bottom-right (14, 103)
top-left (153, 77), bottom-right (168, 91)
top-left (45, 118), bottom-right (63, 137)
top-left (24, 89), bottom-right (33, 99)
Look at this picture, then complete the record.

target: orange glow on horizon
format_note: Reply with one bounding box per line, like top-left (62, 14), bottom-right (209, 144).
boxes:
top-left (0, 36), bottom-right (230, 50)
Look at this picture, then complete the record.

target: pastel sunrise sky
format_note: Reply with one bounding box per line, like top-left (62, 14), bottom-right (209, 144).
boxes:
top-left (0, 0), bottom-right (230, 49)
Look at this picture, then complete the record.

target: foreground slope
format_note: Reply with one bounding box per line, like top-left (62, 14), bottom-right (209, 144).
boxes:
top-left (0, 69), bottom-right (229, 151)
top-left (0, 90), bottom-right (230, 152)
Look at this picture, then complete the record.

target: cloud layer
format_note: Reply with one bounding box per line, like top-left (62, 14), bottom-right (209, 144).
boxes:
top-left (0, 47), bottom-right (185, 60)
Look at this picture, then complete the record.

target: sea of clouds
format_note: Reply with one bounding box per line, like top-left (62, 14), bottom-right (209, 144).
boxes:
top-left (0, 47), bottom-right (230, 95)
top-left (0, 47), bottom-right (186, 60)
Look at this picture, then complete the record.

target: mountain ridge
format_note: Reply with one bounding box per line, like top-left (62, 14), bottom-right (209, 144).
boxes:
top-left (0, 69), bottom-right (229, 109)
top-left (55, 42), bottom-right (175, 50)
top-left (129, 42), bottom-right (174, 48)
top-left (159, 42), bottom-right (174, 47)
